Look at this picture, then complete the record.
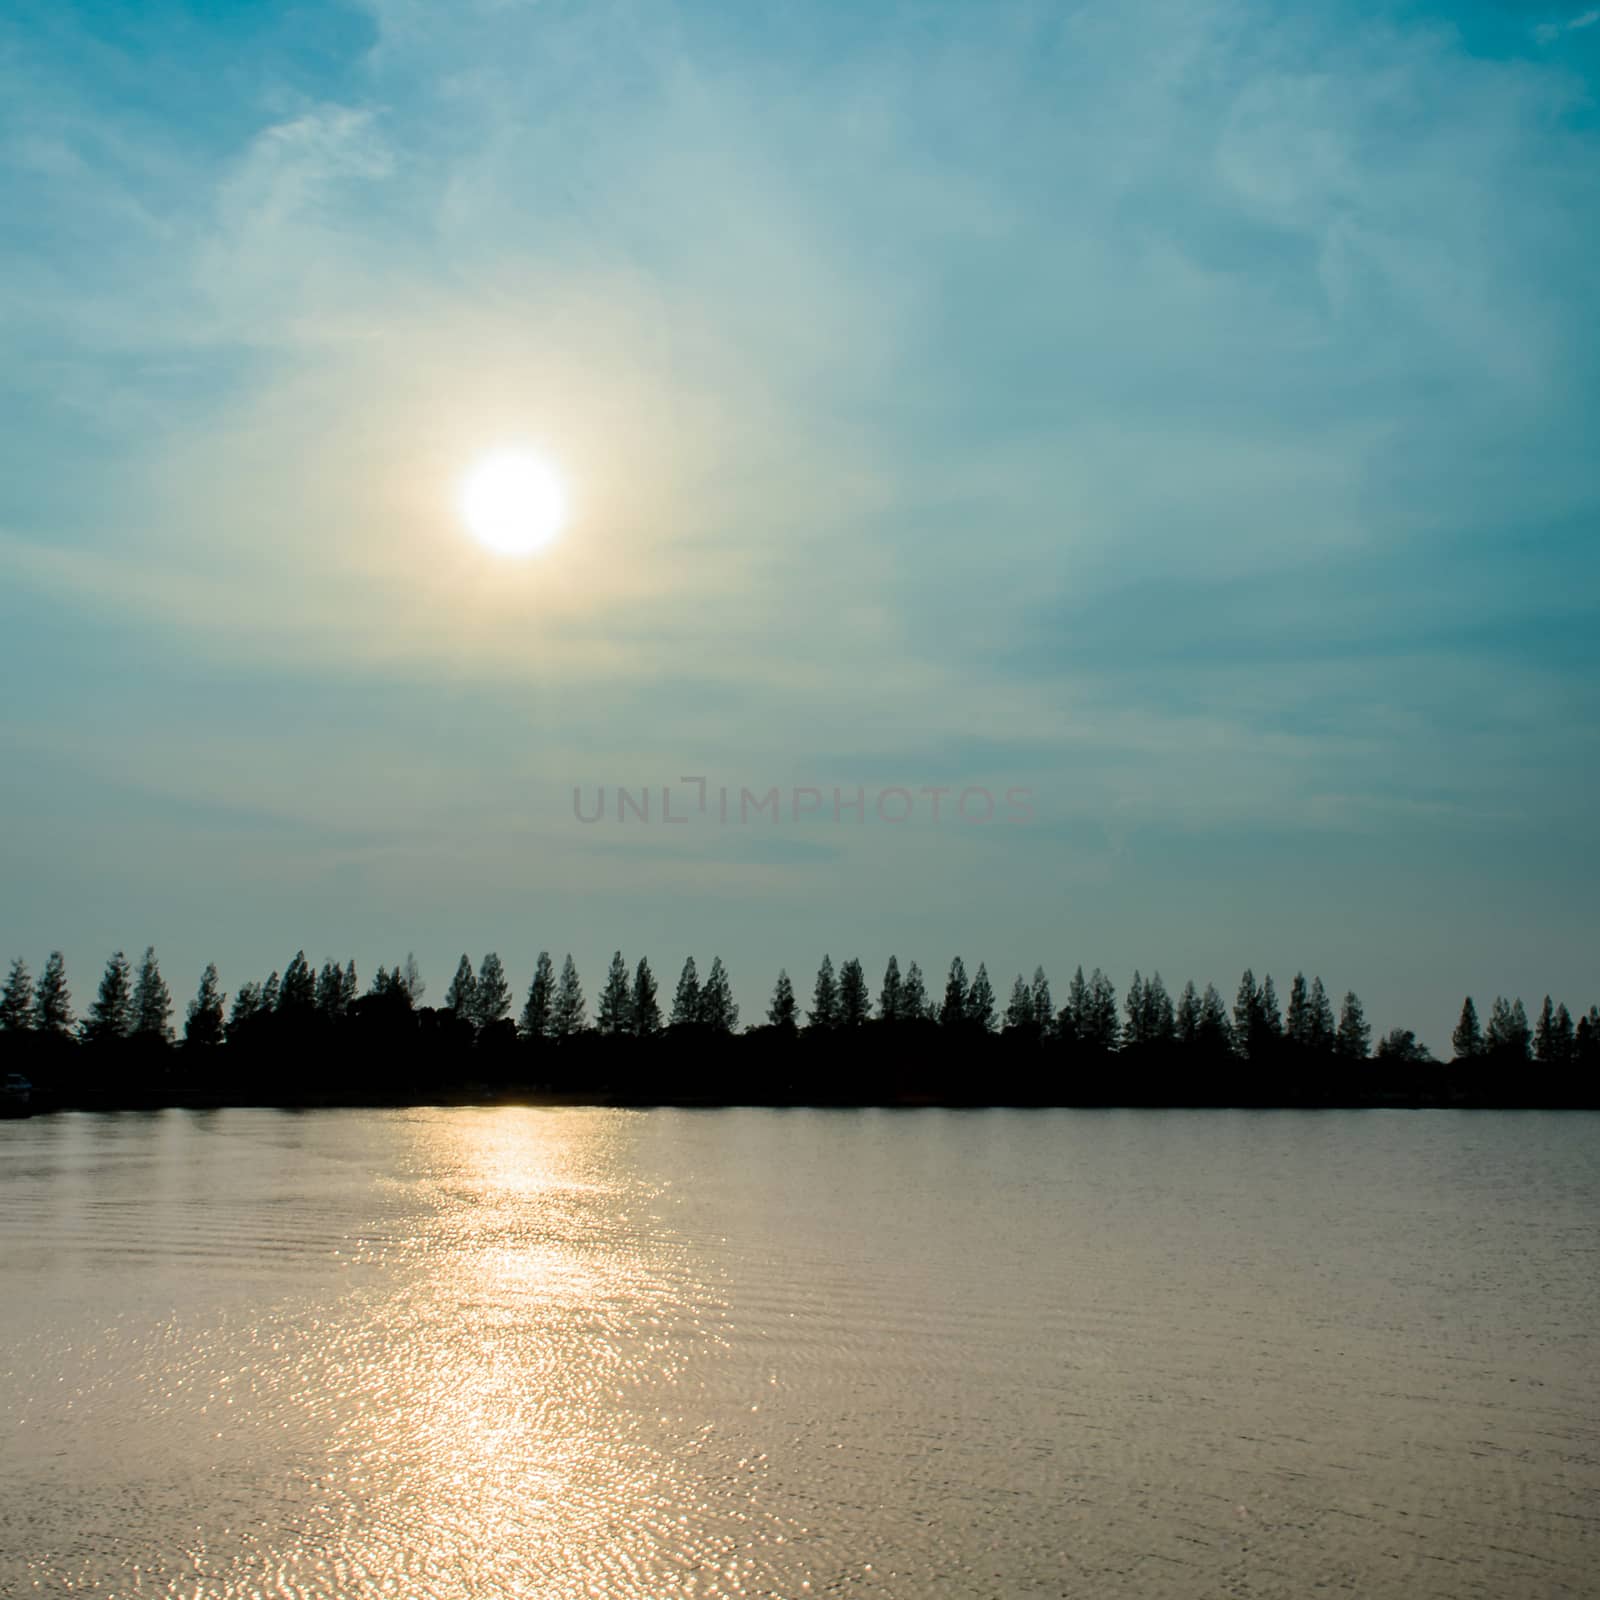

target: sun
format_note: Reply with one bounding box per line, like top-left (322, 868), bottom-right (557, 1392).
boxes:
top-left (459, 449), bottom-right (569, 556)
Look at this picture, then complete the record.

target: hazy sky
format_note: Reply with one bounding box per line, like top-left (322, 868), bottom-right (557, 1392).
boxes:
top-left (2, 0), bottom-right (1597, 1047)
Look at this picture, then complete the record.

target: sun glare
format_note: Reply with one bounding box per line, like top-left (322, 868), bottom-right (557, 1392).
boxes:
top-left (460, 449), bottom-right (568, 557)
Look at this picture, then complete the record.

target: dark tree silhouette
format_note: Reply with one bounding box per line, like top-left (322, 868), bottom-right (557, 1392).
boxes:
top-left (1335, 991), bottom-right (1370, 1061)
top-left (0, 959), bottom-right (34, 1034)
top-left (700, 957), bottom-right (738, 1033)
top-left (901, 961), bottom-right (930, 1021)
top-left (1452, 997), bottom-right (1483, 1060)
top-left (1004, 975), bottom-right (1033, 1033)
top-left (768, 969), bottom-right (798, 1031)
top-left (940, 957), bottom-right (968, 1029)
top-left (444, 956), bottom-right (479, 1022)
top-left (185, 964), bottom-right (225, 1048)
top-left (671, 957), bottom-right (701, 1029)
top-left (597, 952), bottom-right (632, 1035)
top-left (838, 959), bottom-right (870, 1027)
top-left (965, 963), bottom-right (996, 1032)
top-left (1376, 1028), bottom-right (1432, 1064)
top-left (878, 956), bottom-right (903, 1023)
top-left (520, 952), bottom-right (555, 1040)
top-left (631, 958), bottom-right (661, 1036)
top-left (34, 952), bottom-right (72, 1040)
top-left (83, 953), bottom-right (133, 1045)
top-left (475, 953), bottom-right (511, 1031)
top-left (809, 956), bottom-right (838, 1030)
top-left (1030, 968), bottom-right (1053, 1035)
top-left (131, 948), bottom-right (172, 1045)
top-left (551, 955), bottom-right (585, 1037)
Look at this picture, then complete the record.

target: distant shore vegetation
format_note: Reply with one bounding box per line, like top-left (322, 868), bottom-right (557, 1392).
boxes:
top-left (1, 947), bottom-right (1595, 1110)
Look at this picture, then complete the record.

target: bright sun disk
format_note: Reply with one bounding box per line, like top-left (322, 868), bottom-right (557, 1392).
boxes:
top-left (460, 450), bottom-right (568, 556)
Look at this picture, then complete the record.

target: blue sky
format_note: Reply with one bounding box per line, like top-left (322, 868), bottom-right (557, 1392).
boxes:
top-left (2, 0), bottom-right (1597, 1047)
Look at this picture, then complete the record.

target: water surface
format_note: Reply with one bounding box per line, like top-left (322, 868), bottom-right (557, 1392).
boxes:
top-left (1, 1108), bottom-right (1596, 1597)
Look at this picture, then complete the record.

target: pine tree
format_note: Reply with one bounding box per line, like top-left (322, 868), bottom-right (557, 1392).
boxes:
top-left (1335, 991), bottom-right (1370, 1061)
top-left (1125, 971), bottom-right (1147, 1045)
top-left (340, 960), bottom-right (359, 1012)
top-left (1309, 977), bottom-right (1335, 1051)
top-left (700, 957), bottom-right (739, 1033)
top-left (1533, 996), bottom-right (1558, 1065)
top-left (838, 959), bottom-right (870, 1026)
top-left (261, 971), bottom-right (281, 1012)
top-left (131, 947), bottom-right (173, 1043)
top-left (551, 954), bottom-right (586, 1037)
top-left (808, 956), bottom-right (838, 1030)
top-left (1176, 980), bottom-right (1201, 1046)
top-left (1004, 975), bottom-right (1034, 1032)
top-left (444, 955), bottom-right (479, 1021)
top-left (279, 951), bottom-right (315, 1016)
top-left (768, 969), bottom-right (798, 1031)
top-left (1285, 973), bottom-right (1312, 1049)
top-left (227, 981), bottom-right (263, 1041)
top-left (1059, 965), bottom-right (1090, 1043)
top-left (0, 959), bottom-right (34, 1034)
top-left (1233, 969), bottom-right (1260, 1051)
top-left (1485, 996), bottom-right (1531, 1060)
top-left (597, 952), bottom-right (632, 1035)
top-left (1031, 967), bottom-right (1053, 1035)
top-left (367, 965), bottom-right (389, 998)
top-left (940, 957), bottom-right (969, 1029)
top-left (671, 956), bottom-right (702, 1028)
top-left (475, 953), bottom-right (511, 1029)
top-left (315, 960), bottom-right (346, 1018)
top-left (901, 961), bottom-right (930, 1021)
top-left (1144, 972), bottom-right (1175, 1044)
top-left (520, 952), bottom-right (555, 1040)
top-left (1259, 975), bottom-right (1282, 1039)
top-left (1451, 997), bottom-right (1483, 1061)
top-left (1198, 983), bottom-right (1233, 1052)
top-left (878, 956), bottom-right (903, 1023)
top-left (1081, 969), bottom-right (1119, 1052)
top-left (83, 952), bottom-right (134, 1045)
top-left (185, 964), bottom-right (225, 1048)
top-left (1553, 1002), bottom-right (1575, 1065)
top-left (631, 957), bottom-right (661, 1036)
top-left (34, 952), bottom-right (72, 1039)
top-left (965, 963), bottom-right (996, 1032)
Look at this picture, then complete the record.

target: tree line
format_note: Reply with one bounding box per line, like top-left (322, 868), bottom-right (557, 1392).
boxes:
top-left (1, 946), bottom-right (1594, 1109)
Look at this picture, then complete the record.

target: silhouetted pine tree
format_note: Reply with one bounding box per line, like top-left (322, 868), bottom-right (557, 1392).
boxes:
top-left (878, 956), bottom-right (903, 1023)
top-left (340, 960), bottom-right (359, 1012)
top-left (1285, 973), bottom-right (1312, 1050)
top-left (1309, 977), bottom-right (1335, 1051)
top-left (1003, 976), bottom-right (1034, 1033)
top-left (34, 952), bottom-right (72, 1040)
top-left (227, 982), bottom-right (263, 1041)
top-left (551, 955), bottom-right (586, 1037)
top-left (1059, 965), bottom-right (1089, 1044)
top-left (1176, 980), bottom-right (1201, 1047)
top-left (966, 963), bottom-right (996, 1032)
top-left (1376, 1028), bottom-right (1431, 1064)
top-left (901, 961), bottom-right (930, 1021)
top-left (1031, 968), bottom-right (1053, 1035)
top-left (940, 958), bottom-right (969, 1029)
top-left (83, 952), bottom-right (134, 1045)
top-left (1080, 969), bottom-right (1119, 1052)
top-left (475, 953), bottom-right (511, 1031)
top-left (0, 959), bottom-right (33, 1034)
top-left (631, 958), bottom-right (661, 1036)
top-left (1451, 997), bottom-right (1483, 1060)
top-left (597, 952), bottom-right (632, 1035)
top-left (838, 959), bottom-right (870, 1027)
top-left (315, 961), bottom-right (346, 1019)
top-left (261, 971), bottom-right (282, 1011)
top-left (671, 957), bottom-right (701, 1028)
top-left (520, 952), bottom-right (555, 1040)
top-left (1198, 983), bottom-right (1233, 1052)
top-left (809, 957), bottom-right (838, 1030)
top-left (185, 964), bottom-right (225, 1048)
top-left (768, 969), bottom-right (797, 1031)
top-left (279, 952), bottom-right (315, 1017)
top-left (131, 947), bottom-right (172, 1044)
top-left (1533, 997), bottom-right (1558, 1065)
top-left (700, 958), bottom-right (738, 1033)
top-left (1335, 991), bottom-right (1370, 1061)
top-left (444, 956), bottom-right (479, 1021)
top-left (1485, 996), bottom-right (1530, 1061)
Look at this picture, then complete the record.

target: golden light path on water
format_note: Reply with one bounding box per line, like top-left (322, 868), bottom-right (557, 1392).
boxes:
top-left (2, 1107), bottom-right (1598, 1599)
